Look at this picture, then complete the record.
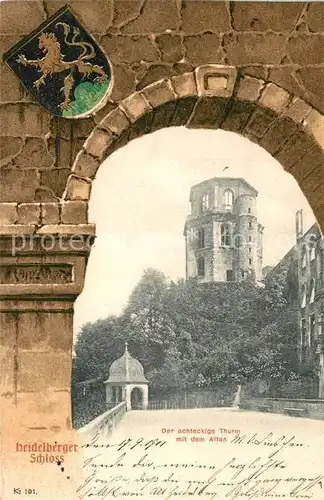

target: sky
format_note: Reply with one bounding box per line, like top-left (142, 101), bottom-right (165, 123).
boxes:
top-left (73, 127), bottom-right (315, 337)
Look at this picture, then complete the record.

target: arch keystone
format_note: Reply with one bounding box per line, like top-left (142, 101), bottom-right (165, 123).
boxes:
top-left (195, 65), bottom-right (237, 97)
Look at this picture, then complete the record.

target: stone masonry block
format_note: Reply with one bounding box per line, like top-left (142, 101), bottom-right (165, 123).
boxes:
top-left (14, 138), bottom-right (54, 170)
top-left (37, 224), bottom-right (95, 236)
top-left (0, 203), bottom-right (17, 225)
top-left (284, 98), bottom-right (312, 124)
top-left (181, 0), bottom-right (230, 33)
top-left (143, 80), bottom-right (177, 108)
top-left (221, 100), bottom-right (256, 134)
top-left (100, 107), bottom-right (130, 136)
top-left (0, 104), bottom-right (50, 137)
top-left (245, 108), bottom-right (278, 139)
top-left (120, 0), bottom-right (180, 34)
top-left (1, 64), bottom-right (22, 102)
top-left (224, 33), bottom-right (286, 65)
top-left (136, 64), bottom-right (177, 91)
top-left (0, 1), bottom-right (45, 34)
top-left (232, 2), bottom-right (304, 32)
top-left (170, 97), bottom-right (197, 127)
top-left (72, 118), bottom-right (96, 139)
top-left (65, 176), bottom-right (91, 201)
top-left (0, 168), bottom-right (39, 203)
top-left (259, 83), bottom-right (291, 114)
top-left (156, 34), bottom-right (184, 63)
top-left (288, 34), bottom-right (324, 65)
top-left (110, 64), bottom-right (136, 102)
top-left (303, 108), bottom-right (324, 150)
top-left (84, 128), bottom-right (113, 159)
top-left (101, 35), bottom-right (159, 64)
top-left (235, 76), bottom-right (265, 103)
top-left (171, 73), bottom-right (197, 98)
top-left (41, 203), bottom-right (60, 225)
top-left (17, 203), bottom-right (40, 225)
top-left (275, 129), bottom-right (317, 170)
top-left (40, 169), bottom-right (70, 198)
top-left (61, 201), bottom-right (88, 224)
top-left (120, 92), bottom-right (152, 123)
top-left (184, 33), bottom-right (222, 67)
top-left (0, 137), bottom-right (23, 166)
top-left (195, 65), bottom-right (237, 98)
top-left (72, 153), bottom-right (100, 179)
top-left (259, 116), bottom-right (297, 156)
top-left (187, 96), bottom-right (229, 129)
top-left (307, 2), bottom-right (324, 33)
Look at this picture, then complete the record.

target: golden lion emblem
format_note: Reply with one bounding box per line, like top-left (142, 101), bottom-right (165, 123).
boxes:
top-left (16, 23), bottom-right (107, 111)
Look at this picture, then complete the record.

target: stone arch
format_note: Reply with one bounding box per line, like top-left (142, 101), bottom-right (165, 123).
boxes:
top-left (65, 65), bottom-right (323, 227)
top-left (130, 387), bottom-right (144, 410)
top-left (1, 64), bottom-right (323, 436)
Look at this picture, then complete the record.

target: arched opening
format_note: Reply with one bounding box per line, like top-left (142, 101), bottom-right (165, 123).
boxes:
top-left (70, 70), bottom-right (324, 425)
top-left (223, 189), bottom-right (234, 211)
top-left (130, 387), bottom-right (144, 411)
top-left (71, 120), bottom-right (323, 427)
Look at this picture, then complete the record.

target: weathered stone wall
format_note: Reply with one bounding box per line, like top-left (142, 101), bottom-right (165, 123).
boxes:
top-left (1, 0), bottom-right (323, 208)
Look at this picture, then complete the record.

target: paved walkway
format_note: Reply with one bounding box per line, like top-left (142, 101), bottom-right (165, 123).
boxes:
top-left (79, 408), bottom-right (323, 499)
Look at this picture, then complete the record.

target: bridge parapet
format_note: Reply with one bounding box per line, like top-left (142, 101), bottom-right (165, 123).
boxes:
top-left (78, 401), bottom-right (126, 440)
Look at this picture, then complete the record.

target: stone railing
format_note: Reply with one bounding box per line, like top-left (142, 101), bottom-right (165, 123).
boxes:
top-left (240, 398), bottom-right (324, 420)
top-left (78, 401), bottom-right (127, 440)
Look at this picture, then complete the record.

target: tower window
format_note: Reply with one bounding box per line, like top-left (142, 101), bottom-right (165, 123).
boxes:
top-left (226, 269), bottom-right (234, 281)
top-left (310, 245), bottom-right (316, 261)
top-left (223, 189), bottom-right (234, 211)
top-left (201, 193), bottom-right (209, 212)
top-left (300, 318), bottom-right (307, 359)
top-left (309, 279), bottom-right (315, 304)
top-left (248, 236), bottom-right (252, 242)
top-left (301, 285), bottom-right (307, 308)
top-left (197, 257), bottom-right (205, 277)
top-left (309, 314), bottom-right (316, 348)
top-left (198, 228), bottom-right (205, 249)
top-left (249, 258), bottom-right (252, 265)
top-left (221, 224), bottom-right (231, 246)
top-left (249, 221), bottom-right (252, 229)
top-left (249, 247), bottom-right (252, 253)
top-left (301, 247), bottom-right (307, 269)
top-left (248, 208), bottom-right (251, 214)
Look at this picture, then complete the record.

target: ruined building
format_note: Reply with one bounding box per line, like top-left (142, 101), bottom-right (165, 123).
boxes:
top-left (184, 177), bottom-right (264, 283)
top-left (265, 211), bottom-right (324, 397)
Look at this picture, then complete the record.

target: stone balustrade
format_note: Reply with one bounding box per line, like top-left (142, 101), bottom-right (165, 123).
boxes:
top-left (78, 401), bottom-right (127, 440)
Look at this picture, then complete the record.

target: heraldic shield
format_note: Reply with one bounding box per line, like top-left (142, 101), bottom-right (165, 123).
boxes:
top-left (3, 6), bottom-right (112, 118)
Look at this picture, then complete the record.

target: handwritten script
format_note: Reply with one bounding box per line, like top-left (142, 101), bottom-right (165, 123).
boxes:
top-left (78, 430), bottom-right (323, 499)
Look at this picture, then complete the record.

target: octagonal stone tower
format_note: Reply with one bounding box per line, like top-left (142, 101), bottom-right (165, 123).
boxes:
top-left (184, 177), bottom-right (264, 283)
top-left (104, 343), bottom-right (149, 411)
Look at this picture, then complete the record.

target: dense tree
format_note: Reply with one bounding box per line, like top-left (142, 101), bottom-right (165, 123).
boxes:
top-left (72, 267), bottom-right (300, 394)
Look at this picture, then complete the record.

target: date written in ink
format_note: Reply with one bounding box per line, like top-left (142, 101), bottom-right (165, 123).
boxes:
top-left (13, 488), bottom-right (37, 495)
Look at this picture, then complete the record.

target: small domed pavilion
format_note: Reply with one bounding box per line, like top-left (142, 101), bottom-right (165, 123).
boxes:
top-left (104, 343), bottom-right (149, 411)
